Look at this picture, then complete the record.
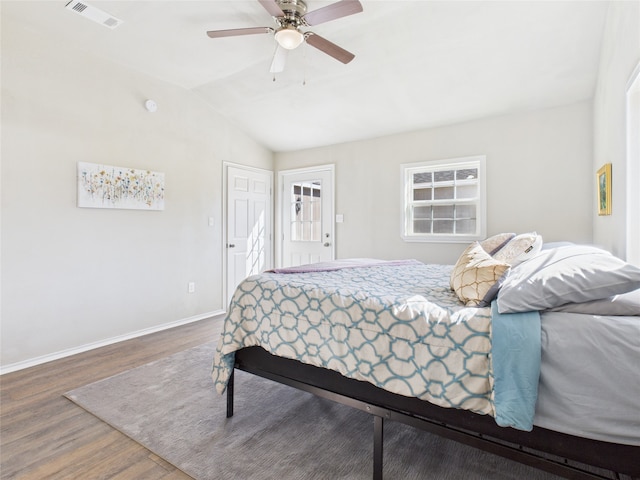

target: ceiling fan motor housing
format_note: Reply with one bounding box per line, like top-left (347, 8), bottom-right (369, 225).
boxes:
top-left (276, 0), bottom-right (308, 28)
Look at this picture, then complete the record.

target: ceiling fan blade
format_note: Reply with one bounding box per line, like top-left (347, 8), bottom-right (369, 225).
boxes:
top-left (258, 0), bottom-right (285, 18)
top-left (207, 27), bottom-right (273, 38)
top-left (303, 0), bottom-right (363, 26)
top-left (270, 45), bottom-right (288, 73)
top-left (305, 33), bottom-right (355, 64)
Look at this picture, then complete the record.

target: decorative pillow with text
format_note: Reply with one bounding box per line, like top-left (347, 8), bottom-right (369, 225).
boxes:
top-left (479, 232), bottom-right (516, 256)
top-left (493, 232), bottom-right (543, 266)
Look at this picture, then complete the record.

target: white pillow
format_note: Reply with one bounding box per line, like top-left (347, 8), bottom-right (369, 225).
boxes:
top-left (497, 245), bottom-right (640, 313)
top-left (548, 288), bottom-right (640, 316)
top-left (493, 232), bottom-right (543, 266)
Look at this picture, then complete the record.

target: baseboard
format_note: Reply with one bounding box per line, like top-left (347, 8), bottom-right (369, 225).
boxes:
top-left (0, 310), bottom-right (226, 375)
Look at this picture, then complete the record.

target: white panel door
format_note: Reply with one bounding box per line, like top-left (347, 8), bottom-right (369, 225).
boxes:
top-left (226, 165), bottom-right (272, 305)
top-left (279, 166), bottom-right (334, 268)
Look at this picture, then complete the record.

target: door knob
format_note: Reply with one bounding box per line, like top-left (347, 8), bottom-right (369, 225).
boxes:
top-left (323, 242), bottom-right (331, 247)
top-left (228, 244), bottom-right (236, 248)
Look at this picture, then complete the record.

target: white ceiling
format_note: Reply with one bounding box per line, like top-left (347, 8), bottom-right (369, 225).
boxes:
top-left (2, 0), bottom-right (609, 152)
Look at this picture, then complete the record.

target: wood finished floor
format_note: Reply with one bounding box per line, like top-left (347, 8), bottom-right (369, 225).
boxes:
top-left (0, 316), bottom-right (224, 479)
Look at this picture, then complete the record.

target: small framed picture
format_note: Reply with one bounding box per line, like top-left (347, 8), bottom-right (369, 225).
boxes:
top-left (597, 163), bottom-right (612, 216)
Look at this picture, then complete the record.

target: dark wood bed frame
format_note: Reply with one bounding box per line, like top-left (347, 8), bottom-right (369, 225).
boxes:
top-left (226, 346), bottom-right (639, 480)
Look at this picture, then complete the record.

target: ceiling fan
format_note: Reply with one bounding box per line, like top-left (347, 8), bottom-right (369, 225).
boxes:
top-left (206, 0), bottom-right (363, 73)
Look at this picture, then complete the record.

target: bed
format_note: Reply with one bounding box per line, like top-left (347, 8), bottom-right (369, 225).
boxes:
top-left (211, 236), bottom-right (640, 479)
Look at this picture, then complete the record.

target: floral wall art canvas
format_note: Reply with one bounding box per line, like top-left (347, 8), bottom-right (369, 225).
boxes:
top-left (77, 162), bottom-right (165, 210)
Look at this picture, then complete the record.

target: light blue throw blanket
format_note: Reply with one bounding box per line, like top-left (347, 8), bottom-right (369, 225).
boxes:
top-left (491, 300), bottom-right (541, 431)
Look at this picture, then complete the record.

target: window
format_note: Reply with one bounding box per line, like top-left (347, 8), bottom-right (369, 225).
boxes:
top-left (401, 156), bottom-right (486, 242)
top-left (290, 181), bottom-right (322, 242)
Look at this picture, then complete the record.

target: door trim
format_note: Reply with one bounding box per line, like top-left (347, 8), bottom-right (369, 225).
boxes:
top-left (277, 164), bottom-right (335, 268)
top-left (223, 162), bottom-right (274, 308)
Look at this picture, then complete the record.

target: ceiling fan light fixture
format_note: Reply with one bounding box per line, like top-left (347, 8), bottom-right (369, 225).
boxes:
top-left (275, 27), bottom-right (304, 50)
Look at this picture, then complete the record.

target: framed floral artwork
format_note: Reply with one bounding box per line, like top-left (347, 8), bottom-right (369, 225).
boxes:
top-left (78, 162), bottom-right (165, 210)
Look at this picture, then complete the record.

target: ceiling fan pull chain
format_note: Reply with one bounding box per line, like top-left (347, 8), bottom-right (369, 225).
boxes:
top-left (302, 41), bottom-right (307, 86)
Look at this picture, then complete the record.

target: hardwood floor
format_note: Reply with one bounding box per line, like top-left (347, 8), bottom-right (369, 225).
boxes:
top-left (0, 316), bottom-right (224, 479)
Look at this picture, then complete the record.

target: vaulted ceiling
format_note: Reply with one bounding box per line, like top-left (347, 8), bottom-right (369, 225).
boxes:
top-left (2, 1), bottom-right (610, 151)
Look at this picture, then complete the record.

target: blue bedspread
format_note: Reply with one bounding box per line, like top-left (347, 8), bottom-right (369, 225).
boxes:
top-left (491, 300), bottom-right (541, 430)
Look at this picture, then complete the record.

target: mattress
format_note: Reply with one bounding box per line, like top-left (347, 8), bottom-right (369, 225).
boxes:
top-left (534, 311), bottom-right (640, 446)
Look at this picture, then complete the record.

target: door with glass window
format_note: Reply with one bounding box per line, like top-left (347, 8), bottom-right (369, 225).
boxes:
top-left (279, 166), bottom-right (334, 267)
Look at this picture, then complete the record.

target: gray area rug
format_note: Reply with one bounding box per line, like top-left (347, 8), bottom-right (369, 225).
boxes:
top-left (65, 342), bottom-right (563, 480)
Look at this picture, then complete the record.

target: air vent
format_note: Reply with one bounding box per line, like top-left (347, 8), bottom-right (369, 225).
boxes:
top-left (71, 2), bottom-right (87, 13)
top-left (65, 0), bottom-right (123, 30)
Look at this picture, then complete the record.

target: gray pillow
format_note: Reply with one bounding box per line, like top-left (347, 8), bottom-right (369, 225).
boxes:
top-left (548, 288), bottom-right (640, 316)
top-left (497, 245), bottom-right (640, 313)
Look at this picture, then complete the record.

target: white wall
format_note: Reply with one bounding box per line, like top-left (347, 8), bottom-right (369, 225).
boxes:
top-left (0, 20), bottom-right (273, 369)
top-left (593, 1), bottom-right (640, 259)
top-left (276, 102), bottom-right (593, 265)
top-left (4, 2), bottom-right (634, 372)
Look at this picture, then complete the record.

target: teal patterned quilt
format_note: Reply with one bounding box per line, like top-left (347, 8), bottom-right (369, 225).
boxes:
top-left (212, 260), bottom-right (501, 417)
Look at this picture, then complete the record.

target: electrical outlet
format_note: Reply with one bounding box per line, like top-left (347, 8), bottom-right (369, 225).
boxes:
top-left (188, 282), bottom-right (195, 293)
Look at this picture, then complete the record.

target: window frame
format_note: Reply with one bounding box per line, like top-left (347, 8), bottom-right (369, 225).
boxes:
top-left (401, 155), bottom-right (487, 243)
